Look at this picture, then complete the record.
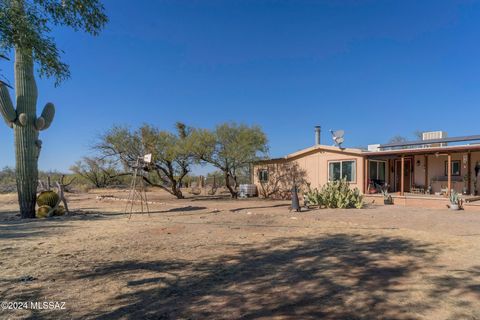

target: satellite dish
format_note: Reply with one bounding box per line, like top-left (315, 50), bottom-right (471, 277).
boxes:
top-left (330, 130), bottom-right (345, 148)
top-left (332, 130), bottom-right (344, 138)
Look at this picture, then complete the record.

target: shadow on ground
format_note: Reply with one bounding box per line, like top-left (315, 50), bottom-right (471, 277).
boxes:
top-left (0, 212), bottom-right (109, 240)
top-left (75, 233), bottom-right (479, 319)
top-left (0, 220), bottom-right (72, 240)
top-left (229, 203), bottom-right (290, 212)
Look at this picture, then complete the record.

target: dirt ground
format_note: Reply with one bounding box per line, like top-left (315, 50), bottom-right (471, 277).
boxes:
top-left (0, 189), bottom-right (479, 320)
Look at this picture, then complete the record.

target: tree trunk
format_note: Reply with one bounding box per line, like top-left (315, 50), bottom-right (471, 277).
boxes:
top-left (14, 48), bottom-right (39, 218)
top-left (225, 173), bottom-right (237, 198)
top-left (171, 182), bottom-right (184, 199)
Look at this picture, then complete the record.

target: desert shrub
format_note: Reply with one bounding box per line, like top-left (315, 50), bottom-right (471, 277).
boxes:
top-left (304, 178), bottom-right (363, 209)
top-left (257, 162), bottom-right (308, 200)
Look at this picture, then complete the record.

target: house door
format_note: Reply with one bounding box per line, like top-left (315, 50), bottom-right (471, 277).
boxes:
top-left (395, 159), bottom-right (412, 192)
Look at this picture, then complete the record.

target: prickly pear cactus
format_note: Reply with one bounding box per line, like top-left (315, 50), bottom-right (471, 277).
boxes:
top-left (37, 191), bottom-right (60, 208)
top-left (0, 49), bottom-right (55, 218)
top-left (36, 205), bottom-right (52, 219)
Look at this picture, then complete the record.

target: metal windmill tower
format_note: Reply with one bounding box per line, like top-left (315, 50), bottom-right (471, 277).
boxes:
top-left (125, 154), bottom-right (152, 218)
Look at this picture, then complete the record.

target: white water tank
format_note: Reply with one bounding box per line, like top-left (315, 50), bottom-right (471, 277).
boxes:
top-left (239, 184), bottom-right (257, 197)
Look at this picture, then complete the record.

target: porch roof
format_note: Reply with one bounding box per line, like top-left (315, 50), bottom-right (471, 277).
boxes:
top-left (365, 144), bottom-right (480, 157)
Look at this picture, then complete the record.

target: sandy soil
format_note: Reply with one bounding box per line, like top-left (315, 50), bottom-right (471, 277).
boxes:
top-left (0, 189), bottom-right (479, 320)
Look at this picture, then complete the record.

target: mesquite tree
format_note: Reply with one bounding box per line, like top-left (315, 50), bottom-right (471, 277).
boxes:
top-left (0, 0), bottom-right (107, 218)
top-left (190, 123), bottom-right (268, 198)
top-left (96, 124), bottom-right (195, 199)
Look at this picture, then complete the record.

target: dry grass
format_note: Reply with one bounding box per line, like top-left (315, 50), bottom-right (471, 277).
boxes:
top-left (0, 189), bottom-right (479, 319)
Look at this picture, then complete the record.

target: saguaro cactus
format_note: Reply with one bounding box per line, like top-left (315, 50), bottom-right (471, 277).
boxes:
top-left (0, 0), bottom-right (106, 217)
top-left (0, 48), bottom-right (55, 218)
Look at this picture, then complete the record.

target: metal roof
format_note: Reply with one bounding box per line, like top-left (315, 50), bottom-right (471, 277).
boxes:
top-left (366, 144), bottom-right (480, 157)
top-left (379, 135), bottom-right (480, 149)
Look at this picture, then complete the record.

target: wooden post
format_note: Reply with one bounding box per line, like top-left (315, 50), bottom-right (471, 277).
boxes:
top-left (387, 159), bottom-right (390, 190)
top-left (400, 155), bottom-right (405, 196)
top-left (424, 154), bottom-right (428, 190)
top-left (447, 154), bottom-right (452, 196)
top-left (364, 158), bottom-right (369, 194)
top-left (467, 152), bottom-right (471, 195)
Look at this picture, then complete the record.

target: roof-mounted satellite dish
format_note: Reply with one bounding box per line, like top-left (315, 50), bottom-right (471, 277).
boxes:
top-left (330, 130), bottom-right (345, 148)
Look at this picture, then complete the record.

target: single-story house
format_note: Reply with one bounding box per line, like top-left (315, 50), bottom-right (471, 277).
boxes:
top-left (253, 127), bottom-right (480, 209)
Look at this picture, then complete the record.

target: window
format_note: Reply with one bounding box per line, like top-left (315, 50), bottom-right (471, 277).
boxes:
top-left (369, 160), bottom-right (386, 181)
top-left (328, 160), bottom-right (356, 182)
top-left (444, 160), bottom-right (461, 176)
top-left (258, 169), bottom-right (269, 182)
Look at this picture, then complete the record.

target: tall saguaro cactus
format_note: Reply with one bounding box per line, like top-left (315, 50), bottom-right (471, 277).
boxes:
top-left (0, 49), bottom-right (55, 218)
top-left (0, 0), bottom-right (107, 218)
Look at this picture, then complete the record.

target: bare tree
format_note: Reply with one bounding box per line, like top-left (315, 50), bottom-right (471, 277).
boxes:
top-left (388, 135), bottom-right (407, 144)
top-left (257, 162), bottom-right (308, 199)
top-left (70, 157), bottom-right (122, 188)
top-left (413, 130), bottom-right (424, 141)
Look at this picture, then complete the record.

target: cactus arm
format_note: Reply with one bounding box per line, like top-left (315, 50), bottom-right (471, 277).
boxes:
top-left (0, 84), bottom-right (17, 126)
top-left (39, 102), bottom-right (55, 130)
top-left (35, 117), bottom-right (45, 130)
top-left (18, 113), bottom-right (27, 126)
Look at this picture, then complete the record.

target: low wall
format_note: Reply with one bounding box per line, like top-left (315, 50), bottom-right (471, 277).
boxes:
top-left (364, 194), bottom-right (480, 211)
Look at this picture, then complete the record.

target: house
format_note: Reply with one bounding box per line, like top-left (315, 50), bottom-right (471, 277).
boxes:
top-left (253, 127), bottom-right (480, 209)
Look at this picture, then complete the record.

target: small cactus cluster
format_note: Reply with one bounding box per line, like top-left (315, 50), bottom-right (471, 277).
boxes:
top-left (36, 205), bottom-right (66, 218)
top-left (37, 190), bottom-right (60, 207)
top-left (35, 191), bottom-right (64, 218)
top-left (36, 205), bottom-right (52, 218)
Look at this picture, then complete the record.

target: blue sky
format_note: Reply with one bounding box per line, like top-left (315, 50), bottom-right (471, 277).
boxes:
top-left (1, 0), bottom-right (480, 174)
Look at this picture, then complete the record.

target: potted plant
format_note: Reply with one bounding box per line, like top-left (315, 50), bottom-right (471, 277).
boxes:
top-left (378, 183), bottom-right (393, 205)
top-left (462, 174), bottom-right (468, 195)
top-left (426, 183), bottom-right (432, 195)
top-left (449, 191), bottom-right (460, 211)
top-left (430, 177), bottom-right (438, 195)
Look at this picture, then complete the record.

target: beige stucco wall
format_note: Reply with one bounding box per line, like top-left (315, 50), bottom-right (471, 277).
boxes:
top-left (471, 152), bottom-right (480, 194)
top-left (253, 148), bottom-right (365, 196)
top-left (412, 152), bottom-right (480, 194)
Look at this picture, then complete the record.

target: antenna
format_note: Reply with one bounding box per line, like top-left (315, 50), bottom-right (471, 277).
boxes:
top-left (330, 130), bottom-right (345, 148)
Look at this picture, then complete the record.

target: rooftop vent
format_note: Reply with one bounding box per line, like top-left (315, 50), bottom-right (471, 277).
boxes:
top-left (368, 144), bottom-right (381, 152)
top-left (314, 126), bottom-right (321, 145)
top-left (422, 131), bottom-right (447, 147)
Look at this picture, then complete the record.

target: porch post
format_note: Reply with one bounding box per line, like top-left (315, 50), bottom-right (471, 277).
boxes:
top-left (424, 154), bottom-right (428, 190)
top-left (467, 152), bottom-right (471, 195)
top-left (447, 154), bottom-right (452, 196)
top-left (400, 155), bottom-right (405, 196)
top-left (387, 159), bottom-right (391, 190)
top-left (364, 158), bottom-right (368, 194)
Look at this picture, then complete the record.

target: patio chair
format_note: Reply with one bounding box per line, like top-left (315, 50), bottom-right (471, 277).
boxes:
top-left (440, 186), bottom-right (449, 195)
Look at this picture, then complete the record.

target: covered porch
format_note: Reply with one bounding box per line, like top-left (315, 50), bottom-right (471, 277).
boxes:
top-left (364, 145), bottom-right (480, 199)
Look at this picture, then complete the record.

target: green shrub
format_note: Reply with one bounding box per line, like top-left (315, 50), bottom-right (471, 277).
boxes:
top-left (304, 178), bottom-right (363, 209)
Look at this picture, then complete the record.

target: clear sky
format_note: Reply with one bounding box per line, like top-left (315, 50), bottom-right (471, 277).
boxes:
top-left (1, 0), bottom-right (480, 174)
